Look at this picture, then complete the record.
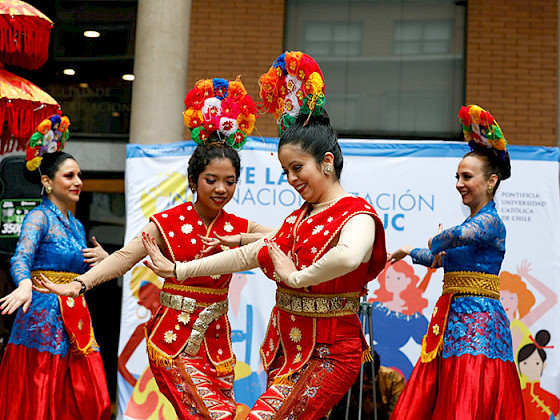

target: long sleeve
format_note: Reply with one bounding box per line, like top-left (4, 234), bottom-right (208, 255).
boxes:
top-left (430, 212), bottom-right (503, 255)
top-left (284, 214), bottom-right (375, 288)
top-left (239, 221), bottom-right (273, 245)
top-left (175, 228), bottom-right (279, 280)
top-left (79, 222), bottom-right (164, 289)
top-left (410, 248), bottom-right (435, 267)
top-left (10, 210), bottom-right (47, 286)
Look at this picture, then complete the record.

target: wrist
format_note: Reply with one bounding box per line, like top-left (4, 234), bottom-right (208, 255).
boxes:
top-left (19, 278), bottom-right (33, 289)
top-left (73, 278), bottom-right (87, 295)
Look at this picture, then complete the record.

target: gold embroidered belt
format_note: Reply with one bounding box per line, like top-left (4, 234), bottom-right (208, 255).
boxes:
top-left (276, 287), bottom-right (361, 317)
top-left (159, 290), bottom-right (228, 356)
top-left (442, 271), bottom-right (500, 299)
top-left (31, 270), bottom-right (77, 285)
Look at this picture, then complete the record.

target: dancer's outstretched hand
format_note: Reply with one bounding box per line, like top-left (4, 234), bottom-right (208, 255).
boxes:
top-left (265, 238), bottom-right (296, 283)
top-left (83, 236), bottom-right (109, 267)
top-left (142, 232), bottom-right (174, 278)
top-left (387, 246), bottom-right (412, 264)
top-left (36, 273), bottom-right (81, 297)
top-left (200, 233), bottom-right (241, 255)
top-left (0, 279), bottom-right (32, 314)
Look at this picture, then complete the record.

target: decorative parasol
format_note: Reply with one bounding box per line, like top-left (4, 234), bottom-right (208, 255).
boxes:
top-left (0, 0), bottom-right (53, 70)
top-left (0, 67), bottom-right (60, 153)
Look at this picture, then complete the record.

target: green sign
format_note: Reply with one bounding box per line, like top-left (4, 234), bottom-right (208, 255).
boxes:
top-left (0, 199), bottom-right (41, 237)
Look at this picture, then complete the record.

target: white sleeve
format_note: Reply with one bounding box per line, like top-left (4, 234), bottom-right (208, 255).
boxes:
top-left (284, 214), bottom-right (376, 288)
top-left (175, 228), bottom-right (279, 280)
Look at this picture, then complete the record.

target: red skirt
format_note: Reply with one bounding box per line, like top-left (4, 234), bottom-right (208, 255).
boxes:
top-left (390, 353), bottom-right (525, 420)
top-left (0, 343), bottom-right (111, 420)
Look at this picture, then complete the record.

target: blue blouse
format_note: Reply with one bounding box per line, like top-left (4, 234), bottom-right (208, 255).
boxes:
top-left (409, 201), bottom-right (513, 362)
top-left (9, 198), bottom-right (90, 356)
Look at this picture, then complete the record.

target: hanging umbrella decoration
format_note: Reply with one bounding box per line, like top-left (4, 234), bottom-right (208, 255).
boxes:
top-left (0, 0), bottom-right (53, 70)
top-left (0, 0), bottom-right (61, 154)
top-left (0, 67), bottom-right (60, 153)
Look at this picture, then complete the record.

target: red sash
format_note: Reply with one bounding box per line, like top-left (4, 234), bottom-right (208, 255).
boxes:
top-left (58, 295), bottom-right (98, 355)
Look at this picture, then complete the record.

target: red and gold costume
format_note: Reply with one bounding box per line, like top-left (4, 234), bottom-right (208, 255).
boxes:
top-left (250, 196), bottom-right (386, 419)
top-left (147, 202), bottom-right (250, 420)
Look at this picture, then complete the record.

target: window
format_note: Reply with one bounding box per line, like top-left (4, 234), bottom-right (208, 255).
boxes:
top-left (285, 0), bottom-right (465, 139)
top-left (304, 22), bottom-right (362, 57)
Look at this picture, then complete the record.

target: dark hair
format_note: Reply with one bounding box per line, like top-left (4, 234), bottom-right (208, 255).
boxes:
top-left (24, 151), bottom-right (77, 186)
top-left (518, 329), bottom-right (550, 364)
top-left (464, 146), bottom-right (511, 196)
top-left (278, 110), bottom-right (343, 179)
top-left (187, 139), bottom-right (241, 191)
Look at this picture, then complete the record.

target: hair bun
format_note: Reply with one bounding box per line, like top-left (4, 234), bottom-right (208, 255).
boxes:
top-left (535, 329), bottom-right (551, 347)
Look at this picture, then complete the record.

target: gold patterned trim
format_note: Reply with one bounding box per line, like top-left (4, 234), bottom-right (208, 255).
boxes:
top-left (276, 288), bottom-right (360, 317)
top-left (163, 283), bottom-right (228, 295)
top-left (442, 271), bottom-right (500, 299)
top-left (31, 270), bottom-right (78, 285)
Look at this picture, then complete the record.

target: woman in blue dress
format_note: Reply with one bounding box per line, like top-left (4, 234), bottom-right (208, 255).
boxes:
top-left (0, 151), bottom-right (111, 420)
top-left (387, 105), bottom-right (525, 419)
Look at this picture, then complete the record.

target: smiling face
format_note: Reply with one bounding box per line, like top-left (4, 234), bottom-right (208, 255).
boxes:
top-left (455, 155), bottom-right (496, 215)
top-left (44, 158), bottom-right (82, 207)
top-left (278, 144), bottom-right (329, 204)
top-left (500, 289), bottom-right (519, 320)
top-left (194, 157), bottom-right (237, 218)
top-left (518, 349), bottom-right (545, 382)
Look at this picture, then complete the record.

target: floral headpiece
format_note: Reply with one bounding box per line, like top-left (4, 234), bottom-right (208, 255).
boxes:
top-left (183, 76), bottom-right (258, 150)
top-left (25, 114), bottom-right (70, 171)
top-left (458, 105), bottom-right (507, 160)
top-left (258, 51), bottom-right (325, 134)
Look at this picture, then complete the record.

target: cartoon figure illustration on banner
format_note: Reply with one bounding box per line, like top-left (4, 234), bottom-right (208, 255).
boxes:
top-left (228, 271), bottom-right (267, 414)
top-left (500, 259), bottom-right (557, 365)
top-left (119, 266), bottom-right (175, 419)
top-left (368, 260), bottom-right (435, 379)
top-left (517, 330), bottom-right (559, 420)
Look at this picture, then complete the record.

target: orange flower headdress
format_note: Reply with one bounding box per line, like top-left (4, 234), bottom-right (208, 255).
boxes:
top-left (258, 51), bottom-right (325, 134)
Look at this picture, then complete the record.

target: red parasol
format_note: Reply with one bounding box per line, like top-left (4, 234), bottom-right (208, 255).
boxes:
top-left (0, 0), bottom-right (53, 70)
top-left (0, 66), bottom-right (60, 153)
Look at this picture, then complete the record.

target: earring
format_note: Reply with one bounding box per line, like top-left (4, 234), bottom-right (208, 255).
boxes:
top-left (323, 165), bottom-right (334, 176)
top-left (487, 185), bottom-right (493, 195)
top-left (45, 185), bottom-right (52, 194)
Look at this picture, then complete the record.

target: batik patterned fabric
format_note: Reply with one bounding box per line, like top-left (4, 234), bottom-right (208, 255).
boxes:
top-left (391, 200), bottom-right (525, 419)
top-left (149, 348), bottom-right (236, 420)
top-left (0, 197), bottom-right (110, 420)
top-left (248, 338), bottom-right (362, 420)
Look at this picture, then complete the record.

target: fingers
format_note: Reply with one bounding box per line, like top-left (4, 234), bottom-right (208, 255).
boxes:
top-left (201, 245), bottom-right (217, 255)
top-left (436, 223), bottom-right (443, 234)
top-left (92, 236), bottom-right (100, 247)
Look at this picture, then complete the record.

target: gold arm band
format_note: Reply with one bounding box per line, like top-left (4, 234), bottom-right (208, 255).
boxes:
top-left (442, 271), bottom-right (500, 299)
top-left (30, 270), bottom-right (79, 285)
top-left (276, 288), bottom-right (361, 317)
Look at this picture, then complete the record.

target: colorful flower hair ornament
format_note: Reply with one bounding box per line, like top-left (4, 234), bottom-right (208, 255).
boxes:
top-left (258, 51), bottom-right (325, 134)
top-left (183, 76), bottom-right (259, 150)
top-left (458, 105), bottom-right (508, 160)
top-left (25, 115), bottom-right (71, 171)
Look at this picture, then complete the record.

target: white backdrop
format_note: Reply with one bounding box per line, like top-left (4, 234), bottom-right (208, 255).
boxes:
top-left (117, 138), bottom-right (560, 419)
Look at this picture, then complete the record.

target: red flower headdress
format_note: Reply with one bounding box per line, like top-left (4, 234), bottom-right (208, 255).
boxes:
top-left (258, 51), bottom-right (325, 134)
top-left (183, 76), bottom-right (258, 150)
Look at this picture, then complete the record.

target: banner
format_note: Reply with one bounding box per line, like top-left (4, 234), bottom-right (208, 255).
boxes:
top-left (118, 139), bottom-right (560, 419)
